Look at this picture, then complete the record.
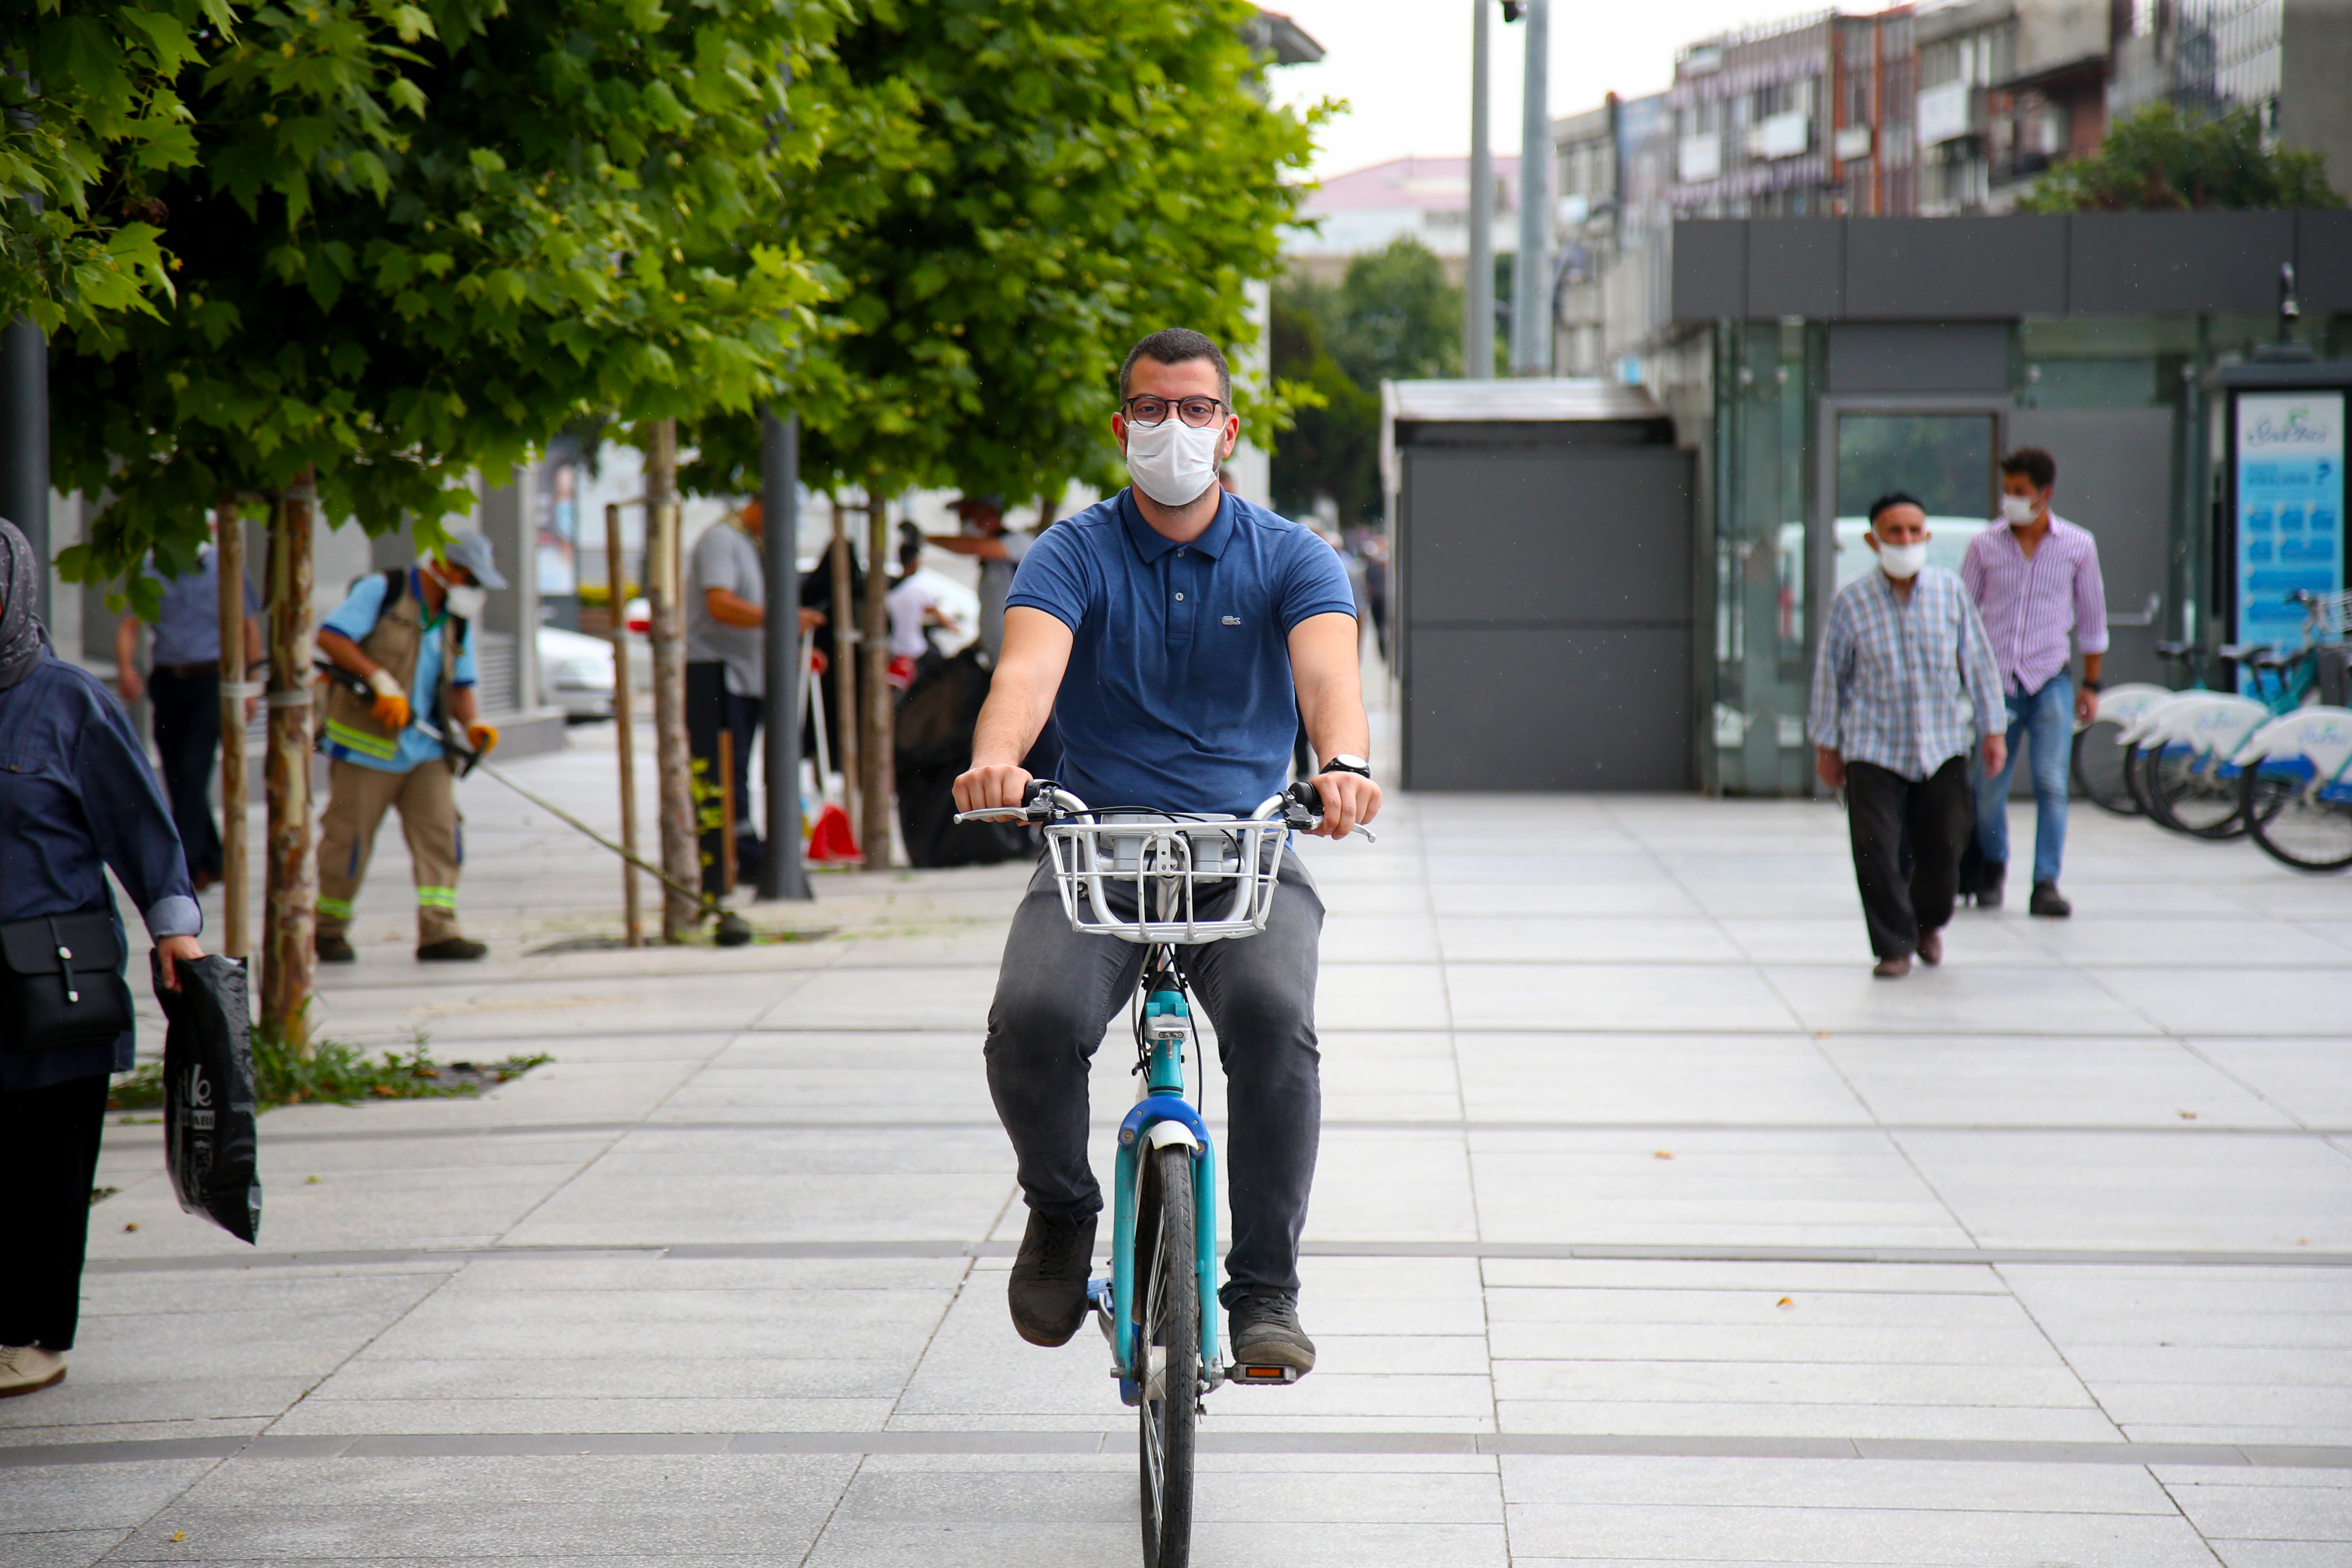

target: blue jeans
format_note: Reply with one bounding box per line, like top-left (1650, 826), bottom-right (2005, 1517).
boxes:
top-left (1976, 672), bottom-right (2071, 885)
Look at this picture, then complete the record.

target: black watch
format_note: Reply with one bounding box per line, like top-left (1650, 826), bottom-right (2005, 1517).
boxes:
top-left (1318, 754), bottom-right (1372, 779)
top-left (2080, 678), bottom-right (2102, 692)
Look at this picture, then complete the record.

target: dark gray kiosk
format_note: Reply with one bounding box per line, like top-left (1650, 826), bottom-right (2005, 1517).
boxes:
top-left (1382, 380), bottom-right (1695, 791)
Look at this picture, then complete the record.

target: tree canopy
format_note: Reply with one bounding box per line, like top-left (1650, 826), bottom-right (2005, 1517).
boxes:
top-left (51, 0), bottom-right (844, 599)
top-left (681, 0), bottom-right (1322, 508)
top-left (1271, 236), bottom-right (1458, 527)
top-left (2018, 103), bottom-right (2347, 213)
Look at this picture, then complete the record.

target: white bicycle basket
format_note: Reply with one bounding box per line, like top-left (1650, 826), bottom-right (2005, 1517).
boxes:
top-left (1043, 813), bottom-right (1289, 945)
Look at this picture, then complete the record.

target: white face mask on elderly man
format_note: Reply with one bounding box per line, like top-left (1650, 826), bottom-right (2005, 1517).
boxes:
top-left (1124, 415), bottom-right (1223, 507)
top-left (1874, 541), bottom-right (1929, 579)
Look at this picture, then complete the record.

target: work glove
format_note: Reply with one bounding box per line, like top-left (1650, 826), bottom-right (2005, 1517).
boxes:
top-left (366, 668), bottom-right (411, 730)
top-left (466, 722), bottom-right (500, 756)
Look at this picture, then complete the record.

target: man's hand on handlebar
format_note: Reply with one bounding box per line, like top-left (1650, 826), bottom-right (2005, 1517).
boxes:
top-left (1307, 770), bottom-right (1382, 840)
top-left (953, 761), bottom-right (1035, 818)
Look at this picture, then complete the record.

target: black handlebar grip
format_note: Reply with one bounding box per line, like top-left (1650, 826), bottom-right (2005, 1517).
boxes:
top-left (1022, 778), bottom-right (1053, 808)
top-left (1284, 779), bottom-right (1324, 821)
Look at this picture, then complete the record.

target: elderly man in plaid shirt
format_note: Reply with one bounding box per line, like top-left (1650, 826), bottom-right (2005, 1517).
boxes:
top-left (1810, 493), bottom-right (2009, 978)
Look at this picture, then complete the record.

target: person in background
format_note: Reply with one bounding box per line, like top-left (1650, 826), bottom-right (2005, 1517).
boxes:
top-left (0, 518), bottom-right (206, 1398)
top-left (1809, 494), bottom-right (2007, 979)
top-left (926, 495), bottom-right (1030, 662)
top-left (113, 519), bottom-right (263, 891)
top-left (885, 540), bottom-right (955, 692)
top-left (313, 534), bottom-right (505, 962)
top-left (685, 500), bottom-right (769, 892)
top-left (1961, 446), bottom-right (2107, 919)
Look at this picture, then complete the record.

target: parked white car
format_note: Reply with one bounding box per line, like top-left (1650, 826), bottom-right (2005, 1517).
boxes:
top-left (537, 625), bottom-right (618, 720)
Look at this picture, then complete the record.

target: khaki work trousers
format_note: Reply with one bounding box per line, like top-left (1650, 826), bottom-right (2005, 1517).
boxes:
top-left (316, 758), bottom-right (465, 945)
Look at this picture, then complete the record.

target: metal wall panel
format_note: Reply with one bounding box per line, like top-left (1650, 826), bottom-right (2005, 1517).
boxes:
top-left (2007, 406), bottom-right (2180, 691)
top-left (1672, 220), bottom-right (1748, 319)
top-left (1405, 628), bottom-right (1694, 790)
top-left (1399, 444), bottom-right (1695, 791)
top-left (1746, 220), bottom-right (1844, 318)
top-left (2068, 212), bottom-right (2295, 317)
top-left (2298, 210), bottom-right (2352, 315)
top-left (1843, 217), bottom-right (2068, 319)
top-left (1825, 323), bottom-right (2012, 393)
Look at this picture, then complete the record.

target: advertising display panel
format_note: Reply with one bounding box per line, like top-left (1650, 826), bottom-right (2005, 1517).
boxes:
top-left (2234, 390), bottom-right (2344, 665)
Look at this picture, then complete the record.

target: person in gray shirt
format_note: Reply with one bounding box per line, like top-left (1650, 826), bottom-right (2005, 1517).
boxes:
top-left (927, 494), bottom-right (1033, 662)
top-left (114, 520), bottom-right (263, 890)
top-left (685, 503), bottom-right (770, 892)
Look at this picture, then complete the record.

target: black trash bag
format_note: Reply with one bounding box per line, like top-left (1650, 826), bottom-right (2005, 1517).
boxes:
top-left (896, 647), bottom-right (1032, 869)
top-left (152, 952), bottom-right (262, 1245)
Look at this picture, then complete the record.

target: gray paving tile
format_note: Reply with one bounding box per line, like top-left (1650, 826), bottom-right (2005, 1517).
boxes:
top-left (0, 1461), bottom-right (213, 1531)
top-left (1505, 1500), bottom-right (2222, 1564)
top-left (1498, 1453), bottom-right (2175, 1511)
top-left (0, 1531), bottom-right (129, 1568)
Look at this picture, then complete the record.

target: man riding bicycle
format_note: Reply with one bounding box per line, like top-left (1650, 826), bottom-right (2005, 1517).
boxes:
top-left (953, 328), bottom-right (1381, 1380)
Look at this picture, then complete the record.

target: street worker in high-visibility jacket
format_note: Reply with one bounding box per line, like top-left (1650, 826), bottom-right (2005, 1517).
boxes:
top-left (312, 532), bottom-right (507, 964)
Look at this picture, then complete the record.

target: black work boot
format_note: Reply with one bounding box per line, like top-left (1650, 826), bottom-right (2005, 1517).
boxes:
top-left (315, 933), bottom-right (356, 964)
top-left (2029, 881), bottom-right (2072, 918)
top-left (1228, 1288), bottom-right (1316, 1379)
top-left (1975, 861), bottom-right (2006, 910)
top-left (416, 937), bottom-right (489, 961)
top-left (1007, 1210), bottom-right (1096, 1348)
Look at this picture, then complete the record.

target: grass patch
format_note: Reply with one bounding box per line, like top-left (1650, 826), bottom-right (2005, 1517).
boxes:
top-left (109, 1026), bottom-right (550, 1112)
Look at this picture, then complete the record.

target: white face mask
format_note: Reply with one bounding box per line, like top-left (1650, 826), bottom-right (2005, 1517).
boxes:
top-left (2000, 493), bottom-right (2041, 525)
top-left (1123, 413), bottom-right (1224, 507)
top-left (1875, 540), bottom-right (1929, 579)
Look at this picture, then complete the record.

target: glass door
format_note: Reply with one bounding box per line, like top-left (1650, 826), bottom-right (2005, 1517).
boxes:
top-left (1830, 412), bottom-right (2000, 589)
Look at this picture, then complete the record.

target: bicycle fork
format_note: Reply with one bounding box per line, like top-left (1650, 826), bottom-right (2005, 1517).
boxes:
top-left (1103, 971), bottom-right (1221, 1406)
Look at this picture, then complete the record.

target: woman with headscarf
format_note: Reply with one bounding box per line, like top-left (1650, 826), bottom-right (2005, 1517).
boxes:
top-left (0, 517), bottom-right (206, 1398)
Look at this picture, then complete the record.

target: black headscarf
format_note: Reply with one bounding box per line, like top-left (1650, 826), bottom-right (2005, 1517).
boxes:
top-left (0, 516), bottom-right (50, 691)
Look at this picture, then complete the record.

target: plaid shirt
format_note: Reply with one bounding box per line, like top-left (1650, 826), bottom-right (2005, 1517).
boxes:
top-left (1960, 513), bottom-right (2108, 696)
top-left (1808, 566), bottom-right (2004, 781)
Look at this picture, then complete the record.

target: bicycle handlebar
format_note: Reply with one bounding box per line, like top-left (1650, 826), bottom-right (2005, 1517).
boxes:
top-left (954, 778), bottom-right (1378, 843)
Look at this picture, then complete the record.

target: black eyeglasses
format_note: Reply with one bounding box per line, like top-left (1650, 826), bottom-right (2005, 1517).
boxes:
top-left (1121, 395), bottom-right (1228, 429)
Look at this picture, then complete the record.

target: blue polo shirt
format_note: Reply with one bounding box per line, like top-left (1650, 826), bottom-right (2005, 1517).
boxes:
top-left (1007, 488), bottom-right (1356, 817)
top-left (320, 570), bottom-right (479, 774)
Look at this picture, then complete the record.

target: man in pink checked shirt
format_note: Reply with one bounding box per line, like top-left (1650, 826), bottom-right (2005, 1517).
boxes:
top-left (1960, 446), bottom-right (2108, 919)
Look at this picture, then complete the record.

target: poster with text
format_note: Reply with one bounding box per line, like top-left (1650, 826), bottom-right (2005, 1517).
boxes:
top-left (2235, 390), bottom-right (2343, 674)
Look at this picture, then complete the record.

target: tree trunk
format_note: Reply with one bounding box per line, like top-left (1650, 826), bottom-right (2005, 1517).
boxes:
top-left (828, 500), bottom-right (860, 845)
top-left (645, 419), bottom-right (699, 941)
top-left (859, 498), bottom-right (893, 869)
top-left (260, 475), bottom-right (317, 1049)
top-left (214, 495), bottom-right (250, 961)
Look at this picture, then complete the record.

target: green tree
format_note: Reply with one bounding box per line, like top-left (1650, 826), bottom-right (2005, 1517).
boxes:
top-left (2018, 103), bottom-right (2347, 213)
top-left (682, 0), bottom-right (1322, 509)
top-left (1269, 235), bottom-right (1458, 526)
top-left (0, 0), bottom-right (220, 332)
top-left (52, 0), bottom-right (843, 595)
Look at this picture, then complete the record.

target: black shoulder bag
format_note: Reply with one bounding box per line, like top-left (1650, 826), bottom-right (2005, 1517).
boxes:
top-left (0, 911), bottom-right (136, 1054)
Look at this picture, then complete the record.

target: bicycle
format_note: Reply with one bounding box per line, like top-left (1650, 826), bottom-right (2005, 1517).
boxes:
top-left (957, 777), bottom-right (1374, 1568)
top-left (2234, 706), bottom-right (2352, 872)
top-left (2121, 610), bottom-right (2332, 838)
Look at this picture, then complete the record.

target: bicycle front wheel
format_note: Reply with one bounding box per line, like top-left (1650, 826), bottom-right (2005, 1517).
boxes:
top-left (1136, 1143), bottom-right (1198, 1568)
top-left (2072, 722), bottom-right (2140, 817)
top-left (2244, 764), bottom-right (2352, 872)
top-left (2146, 745), bottom-right (2248, 838)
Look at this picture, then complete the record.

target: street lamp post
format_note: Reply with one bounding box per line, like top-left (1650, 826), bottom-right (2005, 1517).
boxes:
top-left (1465, 0), bottom-right (1494, 381)
top-left (1510, 0), bottom-right (1551, 377)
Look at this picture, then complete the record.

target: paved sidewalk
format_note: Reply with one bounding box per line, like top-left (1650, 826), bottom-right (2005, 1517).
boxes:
top-left (5, 720), bottom-right (2351, 1567)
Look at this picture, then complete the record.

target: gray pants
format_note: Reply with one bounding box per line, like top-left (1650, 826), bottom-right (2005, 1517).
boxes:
top-left (984, 850), bottom-right (1324, 1307)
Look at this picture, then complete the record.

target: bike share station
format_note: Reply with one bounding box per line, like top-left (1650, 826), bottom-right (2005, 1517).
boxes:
top-left (1639, 211), bottom-right (2352, 811)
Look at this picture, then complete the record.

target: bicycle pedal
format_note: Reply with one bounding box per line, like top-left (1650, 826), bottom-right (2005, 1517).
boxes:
top-left (1087, 1278), bottom-right (1116, 1348)
top-left (1227, 1362), bottom-right (1303, 1385)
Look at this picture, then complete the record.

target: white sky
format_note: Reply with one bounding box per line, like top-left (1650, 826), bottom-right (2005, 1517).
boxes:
top-left (1269, 0), bottom-right (1857, 179)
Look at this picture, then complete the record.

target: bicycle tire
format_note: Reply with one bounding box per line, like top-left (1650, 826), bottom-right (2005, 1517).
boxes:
top-left (2071, 722), bottom-right (2140, 817)
top-left (2123, 741), bottom-right (2163, 818)
top-left (1137, 1142), bottom-right (1197, 1568)
top-left (2145, 745), bottom-right (2249, 838)
top-left (2243, 764), bottom-right (2352, 872)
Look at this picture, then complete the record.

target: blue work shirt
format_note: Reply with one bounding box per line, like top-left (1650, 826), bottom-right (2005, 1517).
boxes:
top-left (320, 570), bottom-right (479, 773)
top-left (1007, 488), bottom-right (1356, 817)
top-left (0, 649), bottom-right (201, 1089)
top-left (142, 544), bottom-right (260, 666)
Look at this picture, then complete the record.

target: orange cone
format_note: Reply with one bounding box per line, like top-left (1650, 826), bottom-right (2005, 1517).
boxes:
top-left (806, 801), bottom-right (862, 865)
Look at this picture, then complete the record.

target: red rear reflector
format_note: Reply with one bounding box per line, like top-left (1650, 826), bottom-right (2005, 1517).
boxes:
top-left (1244, 1366), bottom-right (1285, 1379)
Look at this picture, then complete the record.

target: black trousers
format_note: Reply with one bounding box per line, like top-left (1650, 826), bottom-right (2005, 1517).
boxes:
top-left (151, 666), bottom-right (224, 882)
top-left (985, 852), bottom-right (1324, 1308)
top-left (0, 1073), bottom-right (111, 1350)
top-left (1845, 756), bottom-right (1973, 960)
top-left (686, 662), bottom-right (762, 894)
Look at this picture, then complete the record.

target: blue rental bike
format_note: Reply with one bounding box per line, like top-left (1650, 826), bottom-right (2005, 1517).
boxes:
top-left (959, 778), bottom-right (1373, 1568)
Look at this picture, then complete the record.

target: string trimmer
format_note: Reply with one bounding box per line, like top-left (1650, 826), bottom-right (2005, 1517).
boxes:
top-left (314, 665), bottom-right (754, 946)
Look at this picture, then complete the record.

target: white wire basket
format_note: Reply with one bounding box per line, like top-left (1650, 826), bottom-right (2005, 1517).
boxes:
top-left (1042, 814), bottom-right (1289, 945)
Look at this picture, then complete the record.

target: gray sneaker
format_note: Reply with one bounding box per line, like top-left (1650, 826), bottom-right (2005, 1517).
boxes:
top-left (1007, 1210), bottom-right (1095, 1348)
top-left (1229, 1288), bottom-right (1316, 1379)
top-left (0, 1345), bottom-right (67, 1398)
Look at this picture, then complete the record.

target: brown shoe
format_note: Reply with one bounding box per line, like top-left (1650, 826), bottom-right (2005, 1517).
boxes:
top-left (1917, 928), bottom-right (1943, 966)
top-left (1872, 954), bottom-right (1913, 979)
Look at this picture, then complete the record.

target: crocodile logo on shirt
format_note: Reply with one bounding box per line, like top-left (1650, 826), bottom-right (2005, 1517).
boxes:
top-left (1222, 616), bottom-right (1241, 626)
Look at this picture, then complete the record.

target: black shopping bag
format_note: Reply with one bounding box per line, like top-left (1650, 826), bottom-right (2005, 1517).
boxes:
top-left (152, 953), bottom-right (262, 1244)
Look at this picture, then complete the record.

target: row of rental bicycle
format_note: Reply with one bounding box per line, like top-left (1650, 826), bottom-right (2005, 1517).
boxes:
top-left (2069, 589), bottom-right (2352, 873)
